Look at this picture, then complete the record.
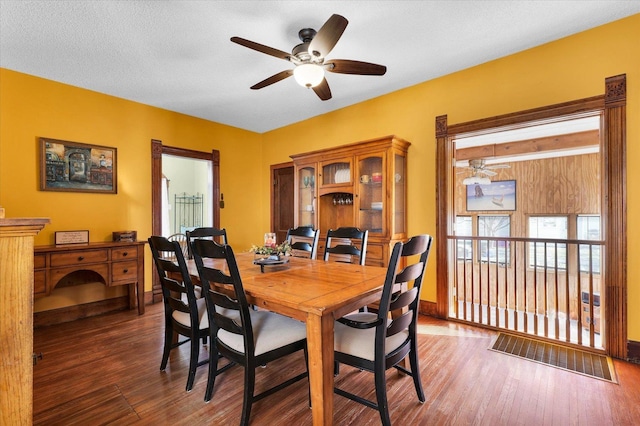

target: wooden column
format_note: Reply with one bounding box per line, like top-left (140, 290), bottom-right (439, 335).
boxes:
top-left (0, 217), bottom-right (48, 425)
top-left (603, 74), bottom-right (627, 359)
top-left (435, 115), bottom-right (452, 318)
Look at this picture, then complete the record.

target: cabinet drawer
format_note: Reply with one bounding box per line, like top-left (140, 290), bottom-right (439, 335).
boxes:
top-left (365, 244), bottom-right (383, 261)
top-left (50, 249), bottom-right (108, 267)
top-left (34, 270), bottom-right (46, 296)
top-left (111, 260), bottom-right (138, 284)
top-left (112, 246), bottom-right (138, 261)
top-left (34, 254), bottom-right (46, 269)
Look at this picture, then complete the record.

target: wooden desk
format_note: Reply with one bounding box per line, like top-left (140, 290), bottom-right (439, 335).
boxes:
top-left (34, 241), bottom-right (146, 315)
top-left (187, 252), bottom-right (388, 426)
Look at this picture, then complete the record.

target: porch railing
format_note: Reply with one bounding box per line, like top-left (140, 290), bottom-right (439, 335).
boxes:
top-left (448, 235), bottom-right (604, 349)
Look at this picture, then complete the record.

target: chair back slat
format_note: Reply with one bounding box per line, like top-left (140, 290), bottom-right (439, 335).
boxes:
top-left (395, 262), bottom-right (425, 285)
top-left (387, 310), bottom-right (413, 337)
top-left (389, 286), bottom-right (418, 312)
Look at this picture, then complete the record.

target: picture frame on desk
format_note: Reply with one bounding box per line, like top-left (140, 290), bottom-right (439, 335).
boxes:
top-left (55, 230), bottom-right (89, 245)
top-left (39, 137), bottom-right (117, 194)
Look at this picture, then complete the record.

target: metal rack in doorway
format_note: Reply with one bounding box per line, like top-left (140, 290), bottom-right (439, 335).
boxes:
top-left (174, 193), bottom-right (203, 233)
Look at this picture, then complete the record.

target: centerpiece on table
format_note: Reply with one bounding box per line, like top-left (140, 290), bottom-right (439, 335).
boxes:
top-left (250, 233), bottom-right (292, 262)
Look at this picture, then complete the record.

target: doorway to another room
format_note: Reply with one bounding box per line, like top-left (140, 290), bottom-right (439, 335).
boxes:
top-left (151, 140), bottom-right (220, 303)
top-left (162, 155), bottom-right (213, 236)
top-left (435, 75), bottom-right (627, 359)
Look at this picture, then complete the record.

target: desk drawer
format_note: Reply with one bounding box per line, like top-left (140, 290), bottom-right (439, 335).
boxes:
top-left (34, 270), bottom-right (46, 296)
top-left (365, 243), bottom-right (383, 262)
top-left (34, 254), bottom-right (46, 269)
top-left (50, 249), bottom-right (108, 267)
top-left (111, 260), bottom-right (138, 284)
top-left (112, 246), bottom-right (138, 261)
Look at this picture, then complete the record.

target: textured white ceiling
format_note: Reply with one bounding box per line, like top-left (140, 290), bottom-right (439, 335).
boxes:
top-left (1, 1), bottom-right (639, 133)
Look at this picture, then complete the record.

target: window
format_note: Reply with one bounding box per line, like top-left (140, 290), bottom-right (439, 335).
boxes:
top-left (478, 215), bottom-right (510, 265)
top-left (455, 216), bottom-right (472, 260)
top-left (577, 215), bottom-right (601, 273)
top-left (528, 216), bottom-right (567, 269)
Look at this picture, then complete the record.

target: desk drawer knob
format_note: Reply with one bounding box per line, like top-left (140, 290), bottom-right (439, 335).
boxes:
top-left (77, 256), bottom-right (84, 261)
top-left (122, 252), bottom-right (128, 257)
top-left (123, 269), bottom-right (129, 273)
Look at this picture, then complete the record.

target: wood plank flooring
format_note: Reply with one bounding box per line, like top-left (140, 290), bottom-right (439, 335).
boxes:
top-left (33, 302), bottom-right (640, 425)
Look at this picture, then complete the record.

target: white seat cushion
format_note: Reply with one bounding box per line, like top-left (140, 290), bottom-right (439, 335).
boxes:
top-left (334, 312), bottom-right (409, 361)
top-left (217, 311), bottom-right (306, 356)
top-left (173, 297), bottom-right (209, 329)
top-left (172, 298), bottom-right (239, 331)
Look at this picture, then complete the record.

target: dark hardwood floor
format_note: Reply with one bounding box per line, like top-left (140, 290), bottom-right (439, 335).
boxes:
top-left (33, 302), bottom-right (640, 425)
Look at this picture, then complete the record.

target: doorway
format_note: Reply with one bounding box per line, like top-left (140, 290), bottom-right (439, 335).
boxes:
top-left (435, 74), bottom-right (627, 358)
top-left (450, 115), bottom-right (604, 349)
top-left (271, 162), bottom-right (294, 244)
top-left (162, 155), bottom-right (213, 236)
top-left (151, 140), bottom-right (220, 303)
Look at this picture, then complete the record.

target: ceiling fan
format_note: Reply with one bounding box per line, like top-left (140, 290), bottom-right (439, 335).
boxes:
top-left (230, 14), bottom-right (387, 101)
top-left (457, 159), bottom-right (510, 185)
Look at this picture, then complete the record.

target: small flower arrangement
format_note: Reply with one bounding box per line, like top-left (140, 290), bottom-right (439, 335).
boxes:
top-left (250, 241), bottom-right (292, 259)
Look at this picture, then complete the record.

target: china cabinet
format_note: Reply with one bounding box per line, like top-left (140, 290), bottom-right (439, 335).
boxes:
top-left (290, 135), bottom-right (409, 267)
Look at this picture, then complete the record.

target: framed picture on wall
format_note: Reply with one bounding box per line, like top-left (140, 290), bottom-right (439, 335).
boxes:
top-left (466, 180), bottom-right (516, 211)
top-left (39, 137), bottom-right (117, 194)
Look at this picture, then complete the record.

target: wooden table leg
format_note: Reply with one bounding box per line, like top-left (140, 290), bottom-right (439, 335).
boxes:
top-left (306, 313), bottom-right (334, 426)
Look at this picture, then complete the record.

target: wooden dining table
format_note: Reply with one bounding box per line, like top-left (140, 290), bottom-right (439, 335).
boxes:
top-left (186, 252), bottom-right (389, 426)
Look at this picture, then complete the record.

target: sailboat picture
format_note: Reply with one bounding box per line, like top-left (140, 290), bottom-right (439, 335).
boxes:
top-left (466, 180), bottom-right (516, 211)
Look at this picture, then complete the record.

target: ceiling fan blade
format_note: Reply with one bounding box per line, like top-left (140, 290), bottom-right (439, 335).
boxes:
top-left (326, 59), bottom-right (387, 75)
top-left (231, 36), bottom-right (292, 61)
top-left (308, 14), bottom-right (348, 59)
top-left (486, 164), bottom-right (511, 169)
top-left (250, 70), bottom-right (294, 90)
top-left (479, 170), bottom-right (498, 176)
top-left (312, 78), bottom-right (332, 101)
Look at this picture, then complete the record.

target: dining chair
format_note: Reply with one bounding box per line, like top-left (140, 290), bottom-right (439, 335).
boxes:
top-left (185, 227), bottom-right (228, 259)
top-left (148, 235), bottom-right (210, 392)
top-left (286, 226), bottom-right (320, 259)
top-left (323, 226), bottom-right (369, 265)
top-left (191, 239), bottom-right (309, 424)
top-left (166, 233), bottom-right (189, 260)
top-left (333, 234), bottom-right (433, 426)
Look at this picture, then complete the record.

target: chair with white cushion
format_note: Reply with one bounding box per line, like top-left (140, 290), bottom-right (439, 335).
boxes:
top-left (333, 234), bottom-right (433, 426)
top-left (148, 235), bottom-right (210, 392)
top-left (192, 239), bottom-right (308, 424)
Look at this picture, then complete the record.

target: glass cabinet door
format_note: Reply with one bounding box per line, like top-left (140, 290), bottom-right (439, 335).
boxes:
top-left (357, 154), bottom-right (384, 235)
top-left (393, 152), bottom-right (406, 236)
top-left (320, 159), bottom-right (351, 186)
top-left (298, 166), bottom-right (316, 227)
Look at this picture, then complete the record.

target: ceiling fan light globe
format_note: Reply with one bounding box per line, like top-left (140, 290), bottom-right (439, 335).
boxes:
top-left (293, 63), bottom-right (324, 88)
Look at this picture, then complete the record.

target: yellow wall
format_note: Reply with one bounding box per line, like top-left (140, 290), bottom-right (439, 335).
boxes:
top-left (0, 69), bottom-right (264, 310)
top-left (261, 15), bottom-right (640, 339)
top-left (1, 15), bottom-right (638, 340)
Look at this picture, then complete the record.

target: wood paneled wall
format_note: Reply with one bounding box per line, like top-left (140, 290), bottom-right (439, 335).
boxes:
top-left (455, 153), bottom-right (601, 236)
